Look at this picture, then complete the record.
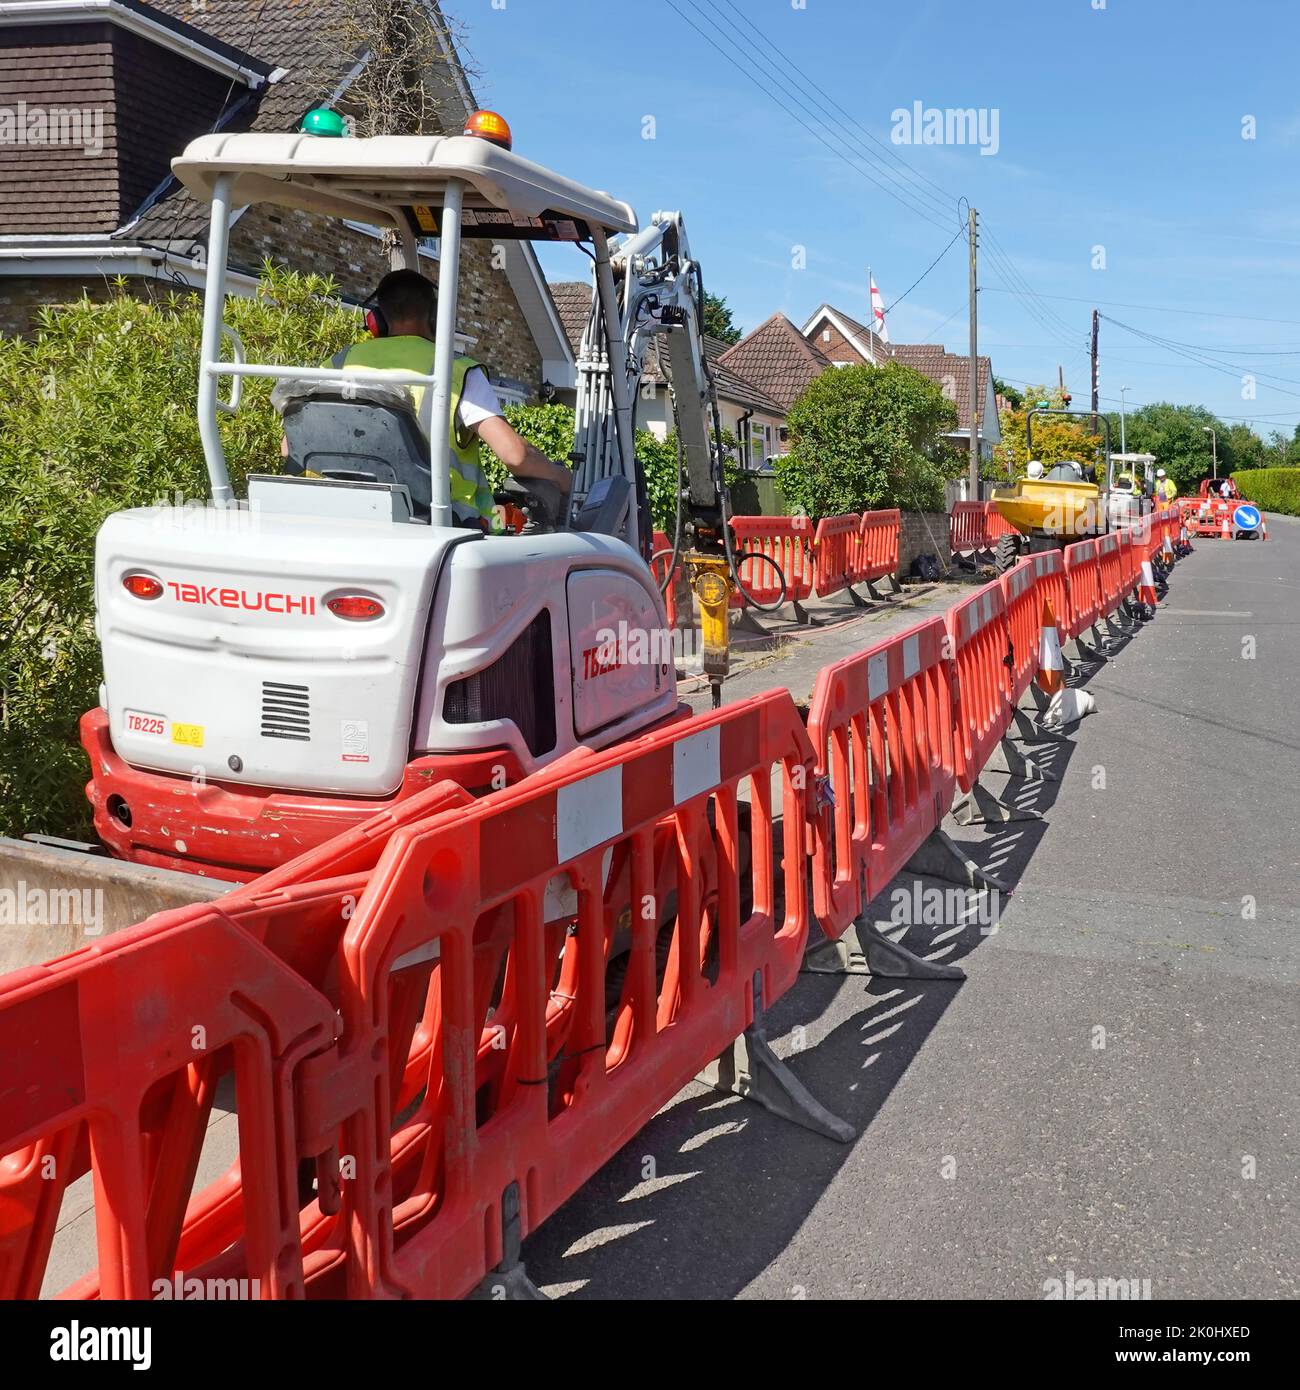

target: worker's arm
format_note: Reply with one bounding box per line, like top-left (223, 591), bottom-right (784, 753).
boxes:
top-left (475, 414), bottom-right (573, 493)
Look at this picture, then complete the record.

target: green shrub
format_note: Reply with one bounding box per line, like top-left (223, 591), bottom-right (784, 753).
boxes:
top-left (0, 268), bottom-right (360, 839)
top-left (1230, 467), bottom-right (1300, 516)
top-left (776, 360), bottom-right (963, 519)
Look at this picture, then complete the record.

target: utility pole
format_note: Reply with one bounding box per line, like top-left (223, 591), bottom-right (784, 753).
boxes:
top-left (968, 206), bottom-right (980, 499)
top-left (1090, 308), bottom-right (1100, 436)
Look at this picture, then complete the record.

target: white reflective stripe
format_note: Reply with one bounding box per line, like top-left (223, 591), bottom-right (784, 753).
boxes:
top-left (557, 765), bottom-right (623, 861)
top-left (902, 633), bottom-right (920, 681)
top-left (673, 726), bottom-right (720, 805)
top-left (391, 939), bottom-right (441, 972)
top-left (982, 591), bottom-right (995, 625)
top-left (868, 649), bottom-right (890, 701)
top-left (1039, 624), bottom-right (1062, 667)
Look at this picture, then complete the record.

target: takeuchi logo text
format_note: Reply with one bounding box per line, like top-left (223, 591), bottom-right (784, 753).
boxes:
top-left (165, 581), bottom-right (317, 615)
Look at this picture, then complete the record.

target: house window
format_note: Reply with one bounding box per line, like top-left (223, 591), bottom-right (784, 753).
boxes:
top-left (749, 420), bottom-right (768, 469)
top-left (822, 328), bottom-right (831, 343)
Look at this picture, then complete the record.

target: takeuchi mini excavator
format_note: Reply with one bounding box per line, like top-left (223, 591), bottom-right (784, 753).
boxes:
top-left (20, 112), bottom-right (754, 909)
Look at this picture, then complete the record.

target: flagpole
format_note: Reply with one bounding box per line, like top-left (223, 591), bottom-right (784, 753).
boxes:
top-left (867, 266), bottom-right (874, 364)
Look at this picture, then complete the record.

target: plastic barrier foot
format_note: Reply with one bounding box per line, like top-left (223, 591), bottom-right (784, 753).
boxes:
top-left (865, 577), bottom-right (901, 601)
top-left (1009, 705), bottom-right (1070, 744)
top-left (803, 919), bottom-right (966, 981)
top-left (733, 607), bottom-right (769, 637)
top-left (468, 1183), bottom-right (550, 1301)
top-left (698, 974), bottom-right (853, 1143)
top-left (904, 826), bottom-right (1010, 893)
top-left (952, 779), bottom-right (1044, 826)
top-left (848, 585), bottom-right (868, 607)
top-left (983, 736), bottom-right (1058, 783)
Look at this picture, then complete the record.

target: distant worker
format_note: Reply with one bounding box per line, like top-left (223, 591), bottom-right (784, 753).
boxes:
top-left (1219, 476), bottom-right (1240, 500)
top-left (1153, 468), bottom-right (1178, 504)
top-left (324, 269), bottom-right (572, 527)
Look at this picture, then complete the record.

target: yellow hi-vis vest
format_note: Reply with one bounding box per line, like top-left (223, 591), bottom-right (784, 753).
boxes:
top-left (332, 335), bottom-right (496, 524)
top-left (1155, 478), bottom-right (1178, 504)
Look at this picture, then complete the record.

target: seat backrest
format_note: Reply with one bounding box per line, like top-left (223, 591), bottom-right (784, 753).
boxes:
top-left (281, 391), bottom-right (432, 521)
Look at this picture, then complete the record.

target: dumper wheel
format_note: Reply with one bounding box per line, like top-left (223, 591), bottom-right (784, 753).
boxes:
top-left (994, 533), bottom-right (1021, 575)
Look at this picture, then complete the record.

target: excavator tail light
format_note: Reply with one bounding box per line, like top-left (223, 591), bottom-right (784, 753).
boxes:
top-left (327, 594), bottom-right (385, 621)
top-left (123, 572), bottom-right (163, 600)
top-left (464, 110), bottom-right (512, 150)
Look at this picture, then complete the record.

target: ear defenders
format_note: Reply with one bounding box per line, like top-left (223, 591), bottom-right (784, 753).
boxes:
top-left (362, 283), bottom-right (437, 339)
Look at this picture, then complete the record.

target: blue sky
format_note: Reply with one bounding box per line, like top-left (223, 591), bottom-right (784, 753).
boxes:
top-left (459, 0), bottom-right (1300, 439)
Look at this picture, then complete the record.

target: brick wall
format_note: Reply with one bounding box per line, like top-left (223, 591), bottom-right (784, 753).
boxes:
top-left (229, 207), bottom-right (542, 393)
top-left (0, 274), bottom-right (148, 337)
top-left (806, 313), bottom-right (862, 365)
top-left (2, 216), bottom-right (545, 394)
top-left (897, 509), bottom-right (953, 576)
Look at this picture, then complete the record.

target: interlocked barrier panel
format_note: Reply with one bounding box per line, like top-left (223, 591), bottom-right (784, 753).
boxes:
top-left (0, 694), bottom-right (817, 1301)
top-left (999, 558), bottom-right (1041, 704)
top-left (949, 501), bottom-right (1017, 555)
top-left (855, 508), bottom-right (901, 585)
top-left (301, 688), bottom-right (815, 1299)
top-left (0, 781), bottom-right (475, 1300)
top-left (729, 515), bottom-right (815, 608)
top-left (1028, 550), bottom-right (1070, 648)
top-left (1062, 538), bottom-right (1101, 640)
top-left (812, 514), bottom-right (862, 598)
top-left (945, 584), bottom-right (1015, 795)
top-left (1096, 532), bottom-right (1126, 619)
top-left (1116, 528), bottom-right (1138, 595)
top-left (650, 529), bottom-right (681, 628)
top-left (807, 617), bottom-right (956, 940)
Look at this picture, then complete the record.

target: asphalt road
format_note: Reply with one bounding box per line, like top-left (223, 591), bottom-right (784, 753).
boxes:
top-left (522, 519), bottom-right (1300, 1300)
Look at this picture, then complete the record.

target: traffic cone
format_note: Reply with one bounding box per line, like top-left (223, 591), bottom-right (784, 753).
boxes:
top-left (1178, 521), bottom-right (1193, 555)
top-left (1220, 515), bottom-right (1231, 541)
top-left (1138, 558), bottom-right (1158, 611)
top-left (1161, 531), bottom-right (1176, 567)
top-left (1036, 598), bottom-right (1064, 694)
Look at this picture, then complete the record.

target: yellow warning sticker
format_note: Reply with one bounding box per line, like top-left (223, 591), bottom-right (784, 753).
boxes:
top-left (171, 723), bottom-right (204, 748)
top-left (411, 204), bottom-right (438, 233)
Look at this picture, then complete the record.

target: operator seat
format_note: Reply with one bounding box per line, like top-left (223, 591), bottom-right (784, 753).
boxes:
top-left (274, 378), bottom-right (433, 522)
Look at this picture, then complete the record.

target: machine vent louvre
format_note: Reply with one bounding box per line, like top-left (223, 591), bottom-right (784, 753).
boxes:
top-left (261, 681), bottom-right (310, 742)
top-left (443, 612), bottom-right (555, 757)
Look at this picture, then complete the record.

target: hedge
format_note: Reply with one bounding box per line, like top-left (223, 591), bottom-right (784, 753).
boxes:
top-left (1230, 468), bottom-right (1300, 516)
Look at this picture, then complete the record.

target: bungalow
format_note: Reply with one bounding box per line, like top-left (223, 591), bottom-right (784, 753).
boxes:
top-left (0, 0), bottom-right (571, 404)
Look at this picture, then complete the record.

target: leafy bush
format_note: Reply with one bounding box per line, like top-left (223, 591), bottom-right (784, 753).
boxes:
top-left (1230, 467), bottom-right (1300, 515)
top-left (776, 360), bottom-right (963, 519)
top-left (0, 268), bottom-right (360, 839)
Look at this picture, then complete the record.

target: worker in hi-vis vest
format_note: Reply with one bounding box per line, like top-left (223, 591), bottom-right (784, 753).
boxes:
top-left (1153, 468), bottom-right (1178, 504)
top-left (327, 269), bottom-right (572, 528)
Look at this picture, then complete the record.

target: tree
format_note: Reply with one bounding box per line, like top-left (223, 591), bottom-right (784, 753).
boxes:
top-left (775, 361), bottom-right (962, 517)
top-left (1116, 402), bottom-right (1224, 492)
top-left (701, 292), bottom-right (742, 346)
top-left (993, 376), bottom-right (1024, 410)
top-left (993, 384), bottom-right (1100, 477)
top-left (1221, 422), bottom-right (1269, 474)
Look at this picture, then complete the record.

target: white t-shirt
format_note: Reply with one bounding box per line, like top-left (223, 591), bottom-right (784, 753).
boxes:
top-left (456, 365), bottom-right (505, 431)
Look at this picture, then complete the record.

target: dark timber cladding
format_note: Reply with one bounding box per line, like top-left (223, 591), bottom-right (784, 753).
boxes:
top-left (0, 20), bottom-right (236, 235)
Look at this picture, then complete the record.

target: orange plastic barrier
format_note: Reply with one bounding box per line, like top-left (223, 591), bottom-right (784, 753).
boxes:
top-left (807, 617), bottom-right (956, 941)
top-left (729, 515), bottom-right (815, 607)
top-left (1, 694), bottom-right (817, 1301)
top-left (812, 513), bottom-right (862, 597)
top-left (856, 508), bottom-right (901, 584)
top-left (1028, 549), bottom-right (1070, 648)
top-left (950, 501), bottom-right (1017, 554)
top-left (310, 687), bottom-right (815, 1299)
top-left (1096, 532), bottom-right (1125, 619)
top-left (651, 529), bottom-right (681, 628)
top-left (0, 781), bottom-right (474, 1301)
top-left (946, 583), bottom-right (1014, 794)
top-left (1062, 538), bottom-right (1101, 640)
top-left (999, 558), bottom-right (1041, 703)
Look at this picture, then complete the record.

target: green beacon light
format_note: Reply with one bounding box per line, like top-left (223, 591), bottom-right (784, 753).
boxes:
top-left (300, 107), bottom-right (347, 138)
